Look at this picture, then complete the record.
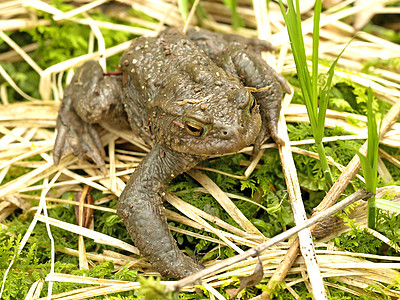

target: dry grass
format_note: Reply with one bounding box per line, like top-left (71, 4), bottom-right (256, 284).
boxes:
top-left (1, 0), bottom-right (400, 299)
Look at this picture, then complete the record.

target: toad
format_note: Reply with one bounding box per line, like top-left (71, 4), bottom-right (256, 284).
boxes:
top-left (53, 27), bottom-right (291, 279)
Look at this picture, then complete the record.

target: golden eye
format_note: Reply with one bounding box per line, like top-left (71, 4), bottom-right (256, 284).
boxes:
top-left (185, 121), bottom-right (204, 136)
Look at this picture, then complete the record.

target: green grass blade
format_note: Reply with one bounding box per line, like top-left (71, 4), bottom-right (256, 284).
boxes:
top-left (177, 0), bottom-right (189, 20)
top-left (221, 0), bottom-right (243, 29)
top-left (366, 87), bottom-right (379, 193)
top-left (316, 41), bottom-right (351, 143)
top-left (278, 1), bottom-right (316, 129)
top-left (279, 0), bottom-right (333, 184)
top-left (312, 0), bottom-right (322, 107)
top-left (357, 152), bottom-right (377, 193)
top-left (368, 197), bottom-right (376, 228)
top-left (357, 151), bottom-right (376, 228)
top-left (357, 87), bottom-right (379, 229)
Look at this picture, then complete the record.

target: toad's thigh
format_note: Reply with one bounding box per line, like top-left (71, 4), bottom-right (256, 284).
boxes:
top-left (70, 61), bottom-right (126, 126)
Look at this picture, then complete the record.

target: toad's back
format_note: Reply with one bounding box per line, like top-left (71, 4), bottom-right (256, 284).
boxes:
top-left (120, 30), bottom-right (228, 106)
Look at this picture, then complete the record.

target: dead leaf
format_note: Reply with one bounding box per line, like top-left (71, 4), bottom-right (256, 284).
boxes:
top-left (4, 195), bottom-right (30, 210)
top-left (74, 187), bottom-right (94, 228)
top-left (226, 256), bottom-right (264, 299)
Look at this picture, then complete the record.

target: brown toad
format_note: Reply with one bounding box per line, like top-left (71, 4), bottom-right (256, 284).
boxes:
top-left (53, 27), bottom-right (291, 279)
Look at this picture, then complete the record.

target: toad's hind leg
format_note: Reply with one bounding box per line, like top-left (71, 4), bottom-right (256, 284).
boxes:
top-left (117, 144), bottom-right (205, 278)
top-left (54, 61), bottom-right (126, 171)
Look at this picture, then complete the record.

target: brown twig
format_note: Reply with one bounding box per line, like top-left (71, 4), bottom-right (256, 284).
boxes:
top-left (166, 189), bottom-right (374, 293)
top-left (262, 97), bottom-right (400, 299)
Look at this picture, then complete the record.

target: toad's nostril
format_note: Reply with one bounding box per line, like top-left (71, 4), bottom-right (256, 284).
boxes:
top-left (219, 128), bottom-right (242, 140)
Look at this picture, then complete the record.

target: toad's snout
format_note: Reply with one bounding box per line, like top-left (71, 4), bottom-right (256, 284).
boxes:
top-left (213, 116), bottom-right (260, 153)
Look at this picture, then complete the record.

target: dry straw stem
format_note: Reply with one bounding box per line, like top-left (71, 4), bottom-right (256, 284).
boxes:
top-left (34, 214), bottom-right (140, 254)
top-left (1, 0), bottom-right (400, 299)
top-left (277, 113), bottom-right (326, 298)
top-left (259, 0), bottom-right (324, 298)
top-left (77, 185), bottom-right (90, 270)
top-left (188, 169), bottom-right (263, 236)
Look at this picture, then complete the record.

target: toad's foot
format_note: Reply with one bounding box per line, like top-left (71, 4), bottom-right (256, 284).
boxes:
top-left (225, 45), bottom-right (287, 153)
top-left (54, 96), bottom-right (106, 172)
top-left (252, 119), bottom-right (284, 156)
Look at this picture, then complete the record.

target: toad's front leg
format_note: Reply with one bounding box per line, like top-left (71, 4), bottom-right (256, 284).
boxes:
top-left (226, 45), bottom-right (291, 153)
top-left (117, 144), bottom-right (204, 278)
top-left (185, 28), bottom-right (291, 153)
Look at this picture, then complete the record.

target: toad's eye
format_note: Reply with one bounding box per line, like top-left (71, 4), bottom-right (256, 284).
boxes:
top-left (185, 121), bottom-right (205, 136)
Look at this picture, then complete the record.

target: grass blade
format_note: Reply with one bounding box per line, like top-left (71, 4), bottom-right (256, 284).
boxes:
top-left (279, 0), bottom-right (334, 184)
top-left (312, 0), bottom-right (321, 106)
top-left (221, 0), bottom-right (243, 29)
top-left (316, 40), bottom-right (352, 143)
top-left (177, 0), bottom-right (189, 20)
top-left (357, 87), bottom-right (380, 228)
